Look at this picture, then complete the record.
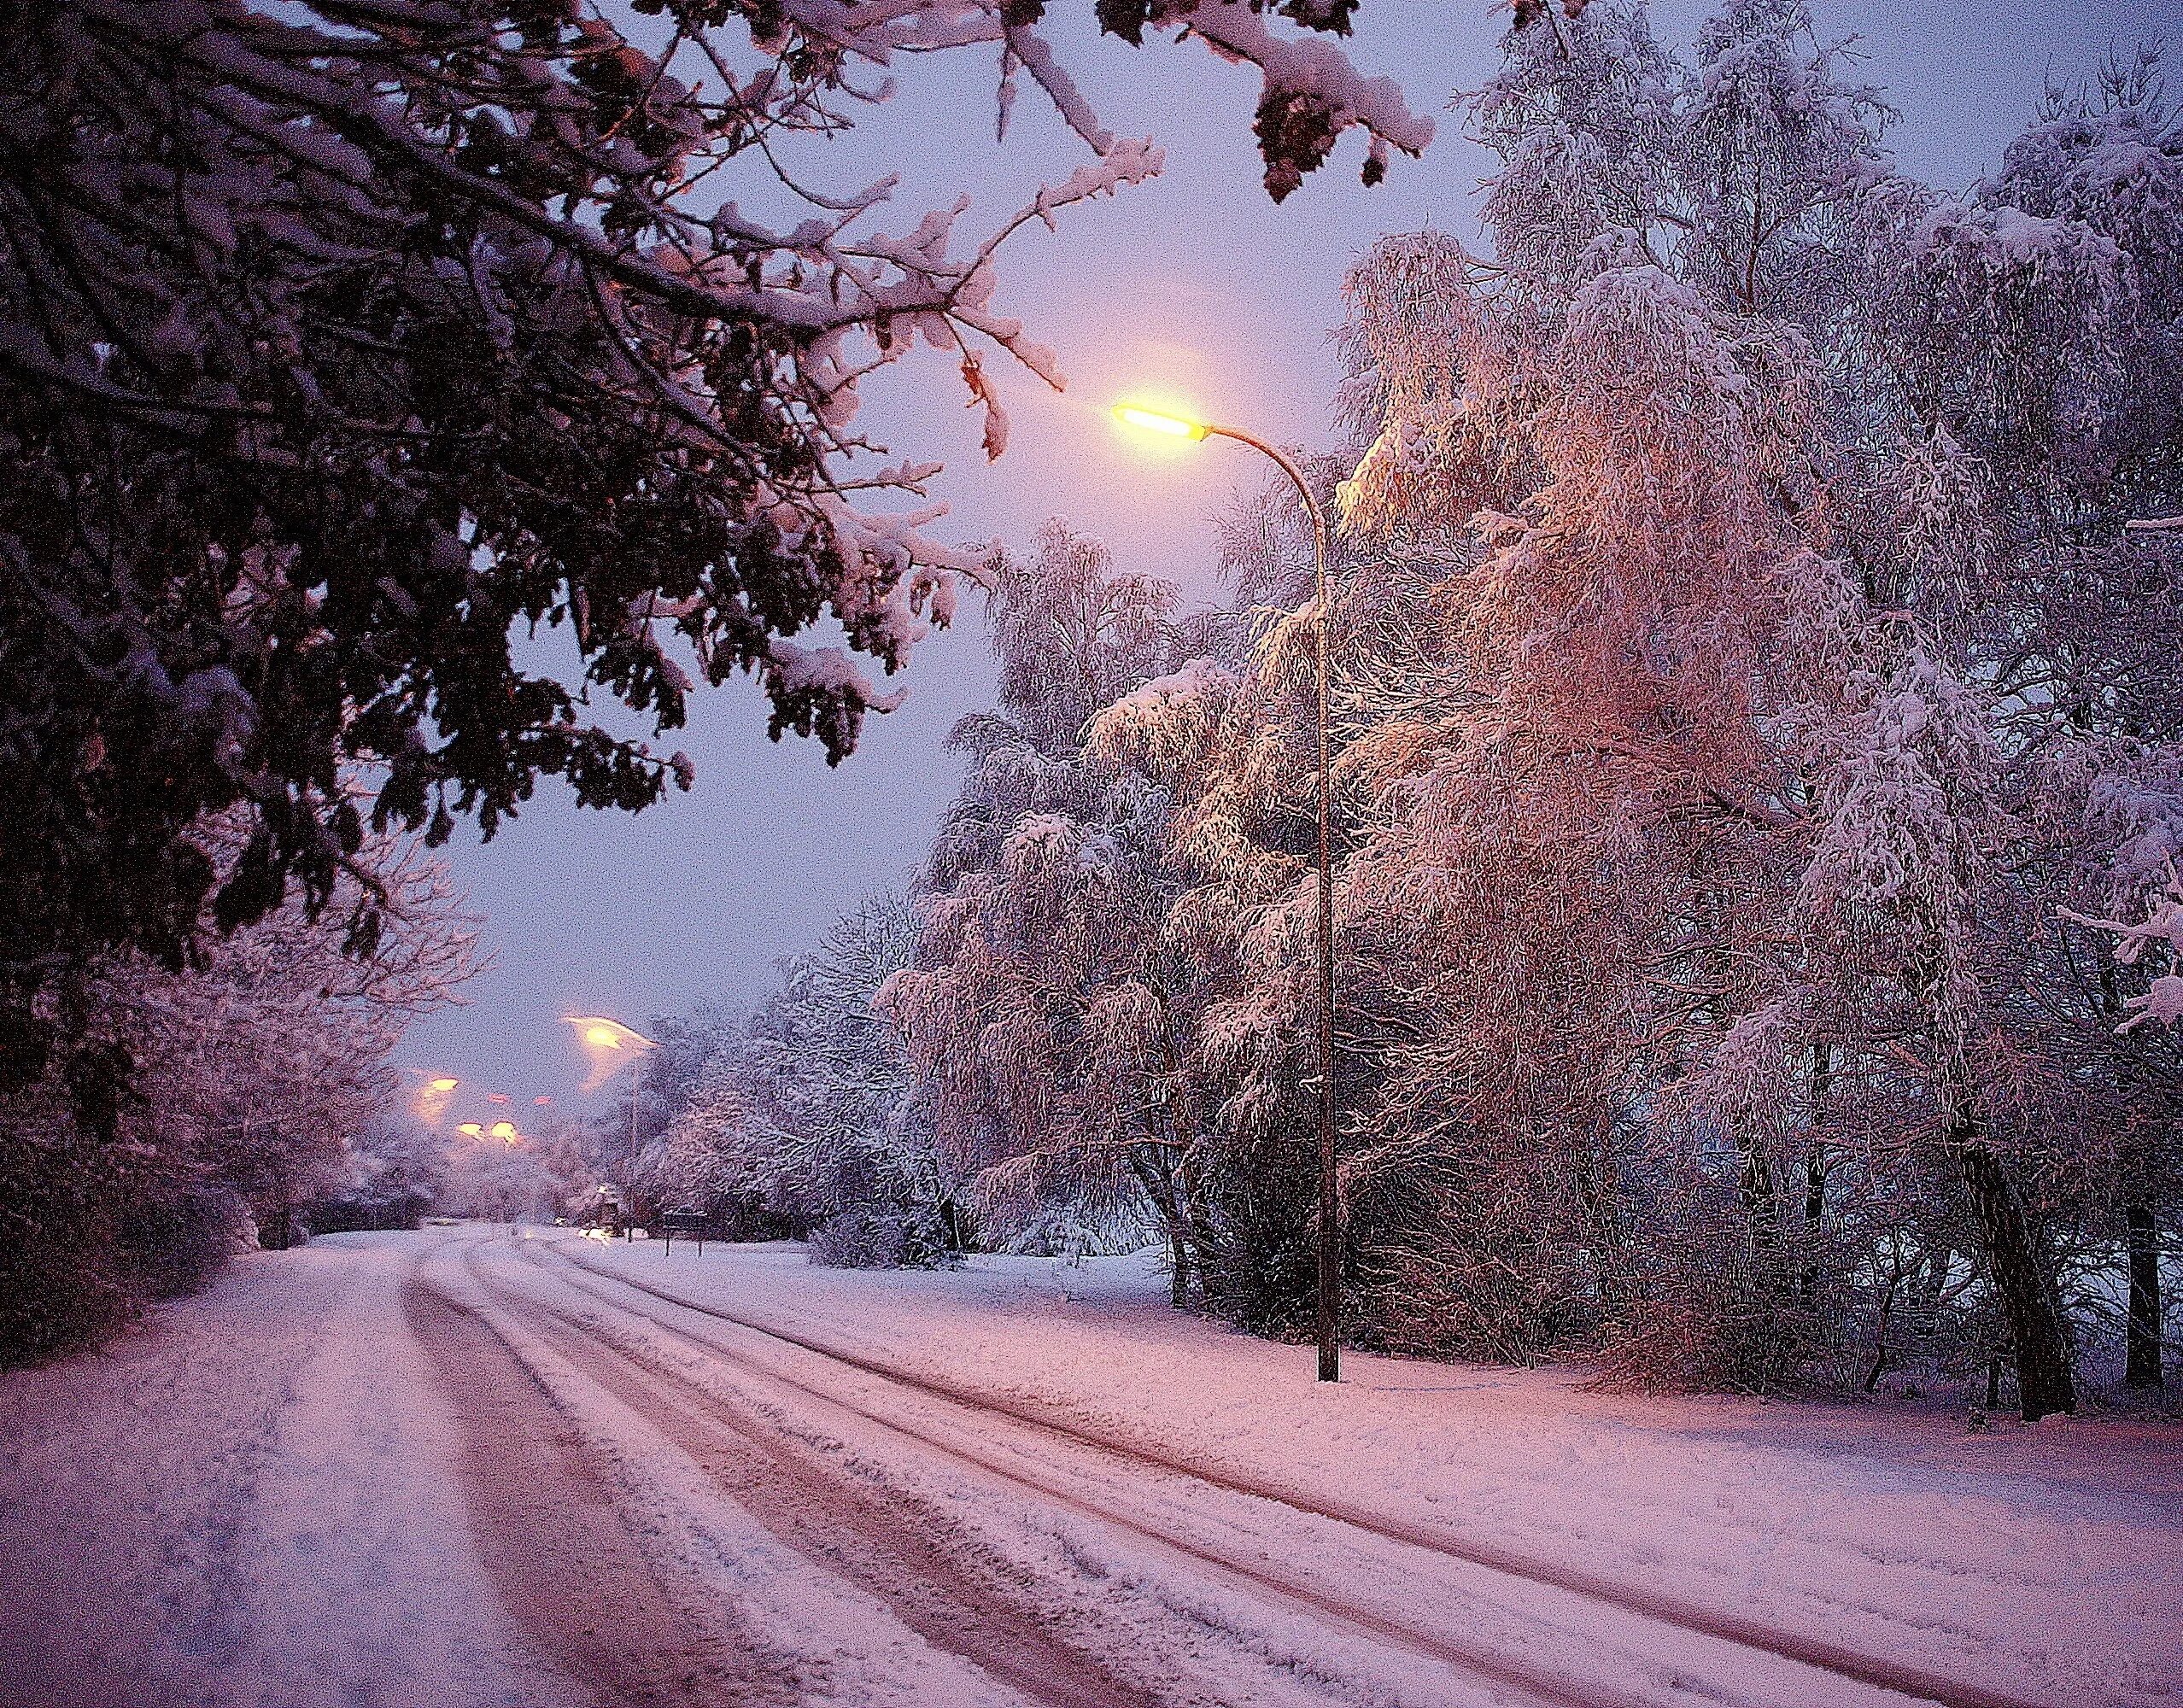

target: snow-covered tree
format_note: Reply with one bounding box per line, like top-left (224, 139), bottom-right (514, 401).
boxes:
top-left (1905, 52), bottom-right (2183, 1396)
top-left (1322, 3), bottom-right (2180, 1412)
top-left (0, 817), bottom-right (478, 1361)
top-left (650, 895), bottom-right (954, 1262)
top-left (883, 525), bottom-right (1203, 1268)
top-left (1323, 0), bottom-right (1858, 1380)
top-left (309, 1119), bottom-right (451, 1232)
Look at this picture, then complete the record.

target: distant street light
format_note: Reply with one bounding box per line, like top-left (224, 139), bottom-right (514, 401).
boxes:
top-left (1112, 400), bottom-right (1342, 1383)
top-left (456, 1121), bottom-right (483, 1138)
top-left (413, 1068), bottom-right (462, 1125)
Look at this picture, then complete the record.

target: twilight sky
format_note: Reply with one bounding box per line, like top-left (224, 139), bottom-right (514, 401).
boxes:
top-left (394, 0), bottom-right (2174, 1135)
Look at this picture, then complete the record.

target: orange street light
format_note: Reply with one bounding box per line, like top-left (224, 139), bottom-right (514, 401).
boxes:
top-left (1112, 395), bottom-right (1340, 1384)
top-left (456, 1121), bottom-right (483, 1138)
top-left (427, 1076), bottom-right (459, 1093)
top-left (489, 1120), bottom-right (518, 1142)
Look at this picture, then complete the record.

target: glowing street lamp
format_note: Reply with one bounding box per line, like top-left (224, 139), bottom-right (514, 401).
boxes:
top-left (413, 1070), bottom-right (462, 1125)
top-left (565, 1015), bottom-right (662, 1237)
top-left (567, 1015), bottom-right (658, 1068)
top-left (456, 1121), bottom-right (483, 1138)
top-left (488, 1120), bottom-right (518, 1143)
top-left (1113, 403), bottom-right (1211, 442)
top-left (1112, 398), bottom-right (1341, 1384)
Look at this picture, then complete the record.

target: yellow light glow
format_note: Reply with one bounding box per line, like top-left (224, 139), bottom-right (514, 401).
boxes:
top-left (489, 1120), bottom-right (518, 1141)
top-left (456, 1121), bottom-right (483, 1138)
top-left (428, 1076), bottom-right (459, 1092)
top-left (565, 1015), bottom-right (658, 1092)
top-left (1113, 402), bottom-right (1209, 441)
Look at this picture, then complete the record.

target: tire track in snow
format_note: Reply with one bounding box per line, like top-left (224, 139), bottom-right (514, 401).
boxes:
top-left (466, 1252), bottom-right (1175, 1708)
top-left (489, 1242), bottom-right (1608, 1708)
top-left (518, 1237), bottom-right (2009, 1708)
top-left (404, 1271), bottom-right (788, 1708)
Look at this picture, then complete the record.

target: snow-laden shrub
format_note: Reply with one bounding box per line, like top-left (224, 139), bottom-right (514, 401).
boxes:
top-left (1189, 1123), bottom-right (1324, 1342)
top-left (121, 1187), bottom-right (254, 1299)
top-left (307, 1191), bottom-right (432, 1236)
top-left (808, 1205), bottom-right (956, 1271)
top-left (0, 1084), bottom-right (132, 1367)
top-left (1591, 1185), bottom-right (1836, 1395)
top-left (1348, 1139), bottom-right (1597, 1366)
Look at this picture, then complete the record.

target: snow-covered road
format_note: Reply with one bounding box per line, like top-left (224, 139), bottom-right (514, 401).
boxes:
top-left (3, 1227), bottom-right (2177, 1708)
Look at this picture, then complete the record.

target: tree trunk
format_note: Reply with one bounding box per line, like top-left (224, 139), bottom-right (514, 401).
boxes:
top-left (1735, 1133), bottom-right (1781, 1249)
top-left (1865, 1269), bottom-right (1896, 1393)
top-left (1801, 1042), bottom-right (1833, 1304)
top-left (1954, 1128), bottom-right (2075, 1419)
top-left (1151, 983), bottom-right (1208, 1307)
top-left (1128, 1149), bottom-right (1192, 1309)
top-left (2125, 1195), bottom-right (2163, 1389)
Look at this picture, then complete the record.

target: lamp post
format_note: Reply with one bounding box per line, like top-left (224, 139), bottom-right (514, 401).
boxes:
top-left (1112, 402), bottom-right (1340, 1383)
top-left (566, 1015), bottom-right (660, 1239)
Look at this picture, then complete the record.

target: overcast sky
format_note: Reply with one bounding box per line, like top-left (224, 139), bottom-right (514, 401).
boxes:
top-left (394, 0), bottom-right (2175, 1135)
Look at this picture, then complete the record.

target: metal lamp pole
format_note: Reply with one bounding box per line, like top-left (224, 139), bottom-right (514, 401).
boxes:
top-left (1112, 405), bottom-right (1339, 1382)
top-left (625, 1078), bottom-right (638, 1241)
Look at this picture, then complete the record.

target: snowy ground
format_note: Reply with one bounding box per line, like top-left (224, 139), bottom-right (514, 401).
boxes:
top-left (2, 1226), bottom-right (2178, 1708)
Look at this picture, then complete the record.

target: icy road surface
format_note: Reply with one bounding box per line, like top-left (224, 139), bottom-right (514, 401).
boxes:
top-left (2, 1226), bottom-right (2178, 1708)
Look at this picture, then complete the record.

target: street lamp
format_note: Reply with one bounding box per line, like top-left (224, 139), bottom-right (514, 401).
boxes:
top-left (412, 1069), bottom-right (461, 1125)
top-left (565, 1015), bottom-right (661, 1239)
top-left (1111, 400), bottom-right (1341, 1383)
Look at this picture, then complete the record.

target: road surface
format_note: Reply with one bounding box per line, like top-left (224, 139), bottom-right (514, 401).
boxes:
top-left (2, 1226), bottom-right (2177, 1707)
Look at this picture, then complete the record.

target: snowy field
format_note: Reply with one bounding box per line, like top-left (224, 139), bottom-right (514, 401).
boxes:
top-left (2, 1224), bottom-right (2178, 1708)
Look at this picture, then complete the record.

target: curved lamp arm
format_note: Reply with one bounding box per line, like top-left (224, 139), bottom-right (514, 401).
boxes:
top-left (1203, 424), bottom-right (1330, 579)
